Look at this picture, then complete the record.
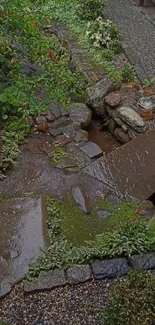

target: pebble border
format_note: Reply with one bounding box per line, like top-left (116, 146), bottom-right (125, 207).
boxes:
top-left (24, 253), bottom-right (155, 293)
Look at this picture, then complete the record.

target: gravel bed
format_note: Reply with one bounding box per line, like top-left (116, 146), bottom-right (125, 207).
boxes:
top-left (105, 0), bottom-right (155, 79)
top-left (0, 279), bottom-right (116, 325)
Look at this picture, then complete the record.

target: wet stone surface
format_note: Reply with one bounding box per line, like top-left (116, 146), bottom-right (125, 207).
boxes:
top-left (80, 141), bottom-right (103, 159)
top-left (84, 130), bottom-right (155, 200)
top-left (0, 196), bottom-right (48, 298)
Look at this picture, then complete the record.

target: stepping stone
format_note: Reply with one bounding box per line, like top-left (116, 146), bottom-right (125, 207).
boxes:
top-left (84, 130), bottom-right (155, 200)
top-left (71, 186), bottom-right (90, 214)
top-left (0, 196), bottom-right (48, 298)
top-left (80, 141), bottom-right (103, 159)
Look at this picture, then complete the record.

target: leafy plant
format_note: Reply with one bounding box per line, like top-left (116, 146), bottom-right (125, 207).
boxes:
top-left (122, 63), bottom-right (136, 82)
top-left (101, 270), bottom-right (155, 325)
top-left (78, 0), bottom-right (104, 21)
top-left (0, 117), bottom-right (31, 176)
top-left (51, 147), bottom-right (68, 166)
top-left (143, 77), bottom-right (155, 88)
top-left (86, 17), bottom-right (121, 54)
top-left (27, 197), bottom-right (154, 279)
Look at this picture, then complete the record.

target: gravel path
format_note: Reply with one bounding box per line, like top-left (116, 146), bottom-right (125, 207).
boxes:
top-left (0, 280), bottom-right (115, 325)
top-left (105, 0), bottom-right (155, 80)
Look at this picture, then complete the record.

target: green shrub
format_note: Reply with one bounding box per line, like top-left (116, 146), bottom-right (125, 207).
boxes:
top-left (122, 63), bottom-right (136, 82)
top-left (102, 270), bottom-right (155, 325)
top-left (79, 0), bottom-right (104, 21)
top-left (86, 17), bottom-right (121, 54)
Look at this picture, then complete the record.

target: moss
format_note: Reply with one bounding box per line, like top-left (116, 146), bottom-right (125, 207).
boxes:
top-left (58, 197), bottom-right (138, 246)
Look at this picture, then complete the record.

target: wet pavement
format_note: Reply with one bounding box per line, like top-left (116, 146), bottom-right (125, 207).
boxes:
top-left (0, 196), bottom-right (48, 298)
top-left (105, 0), bottom-right (155, 80)
top-left (84, 130), bottom-right (155, 200)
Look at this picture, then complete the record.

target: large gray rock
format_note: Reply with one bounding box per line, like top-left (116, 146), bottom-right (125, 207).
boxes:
top-left (129, 253), bottom-right (155, 270)
top-left (24, 269), bottom-right (67, 293)
top-left (70, 103), bottom-right (92, 129)
top-left (67, 265), bottom-right (91, 284)
top-left (87, 77), bottom-right (115, 116)
top-left (0, 196), bottom-right (48, 298)
top-left (117, 106), bottom-right (146, 132)
top-left (80, 141), bottom-right (103, 159)
top-left (71, 186), bottom-right (90, 214)
top-left (92, 258), bottom-right (129, 279)
top-left (114, 127), bottom-right (130, 144)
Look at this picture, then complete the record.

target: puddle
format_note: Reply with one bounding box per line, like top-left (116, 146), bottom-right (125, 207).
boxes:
top-left (88, 120), bottom-right (120, 154)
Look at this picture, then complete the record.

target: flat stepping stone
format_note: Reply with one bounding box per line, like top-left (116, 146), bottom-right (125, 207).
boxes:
top-left (71, 186), bottom-right (90, 214)
top-left (80, 141), bottom-right (103, 159)
top-left (0, 196), bottom-right (48, 298)
top-left (84, 130), bottom-right (155, 200)
top-left (24, 269), bottom-right (67, 293)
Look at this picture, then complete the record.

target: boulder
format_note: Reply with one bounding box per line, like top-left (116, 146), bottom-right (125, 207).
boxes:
top-left (129, 253), bottom-right (155, 271)
top-left (114, 127), bottom-right (130, 144)
top-left (108, 119), bottom-right (116, 135)
top-left (70, 103), bottom-right (92, 129)
top-left (67, 265), bottom-right (91, 284)
top-left (139, 95), bottom-right (155, 111)
top-left (117, 106), bottom-right (146, 132)
top-left (87, 77), bottom-right (115, 116)
top-left (24, 269), bottom-right (67, 292)
top-left (105, 91), bottom-right (121, 107)
top-left (92, 258), bottom-right (129, 279)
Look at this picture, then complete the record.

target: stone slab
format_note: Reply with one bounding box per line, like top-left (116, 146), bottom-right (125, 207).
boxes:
top-left (84, 130), bottom-right (155, 200)
top-left (92, 258), bottom-right (129, 279)
top-left (67, 265), bottom-right (91, 284)
top-left (0, 196), bottom-right (48, 298)
top-left (80, 142), bottom-right (103, 159)
top-left (129, 253), bottom-right (155, 270)
top-left (24, 269), bottom-right (66, 292)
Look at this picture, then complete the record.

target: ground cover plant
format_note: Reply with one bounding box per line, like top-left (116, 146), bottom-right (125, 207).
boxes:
top-left (101, 270), bottom-right (155, 325)
top-left (27, 196), bottom-right (155, 279)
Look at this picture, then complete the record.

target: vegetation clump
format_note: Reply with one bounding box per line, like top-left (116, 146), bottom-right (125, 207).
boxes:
top-left (78, 0), bottom-right (104, 21)
top-left (27, 196), bottom-right (155, 279)
top-left (102, 270), bottom-right (155, 325)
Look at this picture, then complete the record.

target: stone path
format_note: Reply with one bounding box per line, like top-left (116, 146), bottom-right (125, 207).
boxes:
top-left (105, 0), bottom-right (155, 80)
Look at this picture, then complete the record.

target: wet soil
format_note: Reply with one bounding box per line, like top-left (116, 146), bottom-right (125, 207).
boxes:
top-left (88, 120), bottom-right (120, 154)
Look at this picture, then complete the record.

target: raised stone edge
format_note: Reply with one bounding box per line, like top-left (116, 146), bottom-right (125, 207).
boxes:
top-left (21, 252), bottom-right (155, 294)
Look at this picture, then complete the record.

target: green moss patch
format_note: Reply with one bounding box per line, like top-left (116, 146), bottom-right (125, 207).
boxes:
top-left (27, 196), bottom-right (155, 279)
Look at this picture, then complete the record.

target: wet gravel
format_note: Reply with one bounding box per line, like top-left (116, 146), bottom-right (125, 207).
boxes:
top-left (105, 0), bottom-right (155, 79)
top-left (0, 279), bottom-right (115, 325)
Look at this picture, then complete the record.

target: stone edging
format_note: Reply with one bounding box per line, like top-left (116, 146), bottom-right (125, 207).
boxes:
top-left (24, 252), bottom-right (155, 293)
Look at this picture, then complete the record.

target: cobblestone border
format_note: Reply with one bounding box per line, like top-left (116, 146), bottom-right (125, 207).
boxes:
top-left (24, 253), bottom-right (155, 293)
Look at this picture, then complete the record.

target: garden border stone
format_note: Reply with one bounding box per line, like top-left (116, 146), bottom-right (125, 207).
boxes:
top-left (22, 252), bottom-right (155, 294)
